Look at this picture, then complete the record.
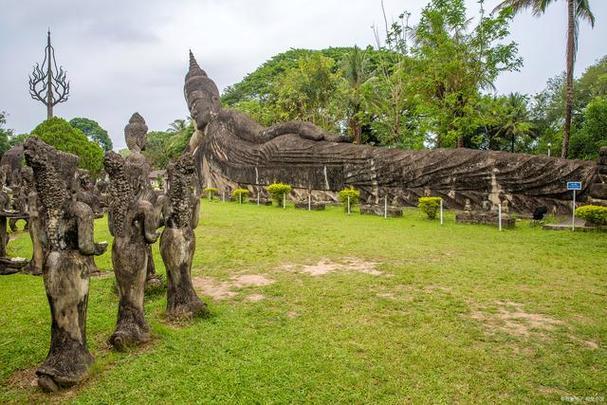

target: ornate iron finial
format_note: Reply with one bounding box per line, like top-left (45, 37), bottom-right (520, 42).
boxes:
top-left (29, 30), bottom-right (70, 120)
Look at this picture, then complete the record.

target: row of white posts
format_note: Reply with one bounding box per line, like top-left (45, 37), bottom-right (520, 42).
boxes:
top-left (214, 191), bottom-right (510, 231)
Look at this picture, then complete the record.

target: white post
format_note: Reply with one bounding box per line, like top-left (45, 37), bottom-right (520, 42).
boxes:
top-left (347, 196), bottom-right (351, 215)
top-left (384, 196), bottom-right (388, 219)
top-left (498, 203), bottom-right (502, 232)
top-left (572, 190), bottom-right (576, 231)
top-left (440, 198), bottom-right (444, 225)
top-left (239, 193), bottom-right (242, 205)
top-left (283, 193), bottom-right (286, 209)
top-left (222, 191), bottom-right (225, 202)
top-left (257, 192), bottom-right (260, 206)
top-left (308, 193), bottom-right (311, 211)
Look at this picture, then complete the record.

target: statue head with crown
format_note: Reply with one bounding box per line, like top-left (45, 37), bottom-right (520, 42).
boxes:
top-left (184, 51), bottom-right (221, 133)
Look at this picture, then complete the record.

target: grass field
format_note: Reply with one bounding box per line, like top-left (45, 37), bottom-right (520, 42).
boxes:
top-left (0, 201), bottom-right (606, 403)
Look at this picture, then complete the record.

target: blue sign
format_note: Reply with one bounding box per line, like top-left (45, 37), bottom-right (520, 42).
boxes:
top-left (567, 181), bottom-right (582, 191)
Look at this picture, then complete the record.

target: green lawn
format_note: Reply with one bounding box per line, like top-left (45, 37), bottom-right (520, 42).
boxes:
top-left (1, 202), bottom-right (606, 403)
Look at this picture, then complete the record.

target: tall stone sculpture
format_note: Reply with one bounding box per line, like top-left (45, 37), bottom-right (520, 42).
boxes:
top-left (104, 151), bottom-right (159, 350)
top-left (124, 113), bottom-right (163, 288)
top-left (23, 137), bottom-right (106, 392)
top-left (185, 52), bottom-right (605, 214)
top-left (161, 153), bottom-right (207, 319)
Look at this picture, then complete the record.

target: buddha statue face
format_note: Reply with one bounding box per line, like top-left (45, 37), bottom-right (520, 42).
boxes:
top-left (184, 52), bottom-right (220, 131)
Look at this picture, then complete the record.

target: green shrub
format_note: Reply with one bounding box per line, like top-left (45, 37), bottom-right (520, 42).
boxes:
top-left (31, 117), bottom-right (104, 175)
top-left (576, 205), bottom-right (607, 226)
top-left (204, 187), bottom-right (218, 200)
top-left (418, 197), bottom-right (442, 220)
top-left (266, 183), bottom-right (292, 207)
top-left (232, 188), bottom-right (250, 203)
top-left (338, 187), bottom-right (360, 211)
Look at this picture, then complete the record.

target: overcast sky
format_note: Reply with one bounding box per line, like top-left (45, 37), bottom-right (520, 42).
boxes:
top-left (0, 0), bottom-right (605, 150)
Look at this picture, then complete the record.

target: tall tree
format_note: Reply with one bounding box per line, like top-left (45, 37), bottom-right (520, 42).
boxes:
top-left (339, 46), bottom-right (370, 144)
top-left (494, 0), bottom-right (596, 158)
top-left (495, 93), bottom-right (535, 153)
top-left (69, 117), bottom-right (113, 152)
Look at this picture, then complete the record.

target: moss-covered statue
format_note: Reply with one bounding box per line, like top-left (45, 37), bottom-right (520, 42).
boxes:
top-left (123, 113), bottom-right (163, 289)
top-left (161, 153), bottom-right (208, 319)
top-left (24, 137), bottom-right (107, 392)
top-left (104, 151), bottom-right (159, 350)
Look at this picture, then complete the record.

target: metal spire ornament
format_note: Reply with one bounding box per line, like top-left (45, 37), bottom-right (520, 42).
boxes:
top-left (29, 30), bottom-right (70, 119)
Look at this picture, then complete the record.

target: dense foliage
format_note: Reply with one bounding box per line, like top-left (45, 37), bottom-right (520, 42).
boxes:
top-left (143, 119), bottom-right (194, 169)
top-left (204, 187), bottom-right (219, 200)
top-left (69, 117), bottom-right (113, 152)
top-left (232, 188), bottom-right (250, 203)
top-left (219, 0), bottom-right (604, 160)
top-left (575, 205), bottom-right (607, 226)
top-left (266, 183), bottom-right (292, 207)
top-left (338, 187), bottom-right (361, 210)
top-left (0, 111), bottom-right (12, 156)
top-left (418, 197), bottom-right (442, 220)
top-left (30, 117), bottom-right (104, 175)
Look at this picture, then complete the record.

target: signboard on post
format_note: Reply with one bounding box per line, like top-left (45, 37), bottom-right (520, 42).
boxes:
top-left (567, 181), bottom-right (582, 230)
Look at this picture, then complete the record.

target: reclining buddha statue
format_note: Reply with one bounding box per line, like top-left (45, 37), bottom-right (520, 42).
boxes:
top-left (184, 52), bottom-right (605, 214)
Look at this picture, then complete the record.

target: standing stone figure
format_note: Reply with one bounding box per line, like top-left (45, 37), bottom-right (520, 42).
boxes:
top-left (104, 151), bottom-right (159, 350)
top-left (24, 137), bottom-right (107, 392)
top-left (124, 113), bottom-right (163, 288)
top-left (21, 166), bottom-right (43, 275)
top-left (161, 154), bottom-right (208, 319)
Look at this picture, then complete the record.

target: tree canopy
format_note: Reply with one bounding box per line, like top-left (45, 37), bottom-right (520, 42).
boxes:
top-left (69, 117), bottom-right (113, 152)
top-left (30, 117), bottom-right (105, 175)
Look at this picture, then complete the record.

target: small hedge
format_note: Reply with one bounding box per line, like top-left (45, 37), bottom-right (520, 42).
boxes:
top-left (338, 187), bottom-right (360, 211)
top-left (232, 188), bottom-right (250, 203)
top-left (203, 187), bottom-right (218, 200)
top-left (266, 183), bottom-right (292, 207)
top-left (576, 205), bottom-right (607, 226)
top-left (418, 197), bottom-right (442, 220)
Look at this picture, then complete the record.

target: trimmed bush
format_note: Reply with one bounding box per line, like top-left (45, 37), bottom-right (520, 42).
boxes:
top-left (576, 205), bottom-right (607, 226)
top-left (204, 187), bottom-right (219, 200)
top-left (338, 187), bottom-right (360, 211)
top-left (266, 183), bottom-right (292, 207)
top-left (232, 188), bottom-right (250, 203)
top-left (418, 197), bottom-right (442, 220)
top-left (31, 117), bottom-right (104, 175)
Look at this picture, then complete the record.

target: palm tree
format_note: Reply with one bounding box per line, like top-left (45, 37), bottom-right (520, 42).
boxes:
top-left (167, 119), bottom-right (188, 133)
top-left (494, 0), bottom-right (595, 158)
top-left (496, 93), bottom-right (534, 153)
top-left (340, 46), bottom-right (369, 144)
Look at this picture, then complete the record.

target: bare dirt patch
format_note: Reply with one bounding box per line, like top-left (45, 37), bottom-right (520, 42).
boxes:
top-left (471, 301), bottom-right (563, 337)
top-left (245, 294), bottom-right (265, 302)
top-left (285, 258), bottom-right (382, 277)
top-left (6, 366), bottom-right (37, 390)
top-left (192, 274), bottom-right (275, 301)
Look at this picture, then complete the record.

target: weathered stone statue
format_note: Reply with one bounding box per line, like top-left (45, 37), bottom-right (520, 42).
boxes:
top-left (161, 153), bottom-right (207, 319)
top-left (75, 169), bottom-right (103, 217)
top-left (185, 52), bottom-right (605, 214)
top-left (21, 166), bottom-right (43, 275)
top-left (104, 151), bottom-right (159, 350)
top-left (24, 137), bottom-right (107, 392)
top-left (124, 113), bottom-right (163, 288)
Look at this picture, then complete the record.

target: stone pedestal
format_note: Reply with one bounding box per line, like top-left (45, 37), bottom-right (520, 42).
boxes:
top-left (455, 210), bottom-right (516, 228)
top-left (295, 201), bottom-right (326, 210)
top-left (360, 204), bottom-right (403, 217)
